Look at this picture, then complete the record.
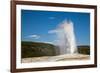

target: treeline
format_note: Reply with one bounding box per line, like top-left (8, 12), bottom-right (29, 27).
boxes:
top-left (21, 41), bottom-right (58, 58)
top-left (78, 46), bottom-right (90, 55)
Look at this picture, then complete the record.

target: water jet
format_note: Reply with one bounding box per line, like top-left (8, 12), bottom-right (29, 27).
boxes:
top-left (56, 20), bottom-right (78, 55)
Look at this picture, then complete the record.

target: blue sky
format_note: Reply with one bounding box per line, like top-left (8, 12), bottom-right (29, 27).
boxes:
top-left (21, 10), bottom-right (90, 46)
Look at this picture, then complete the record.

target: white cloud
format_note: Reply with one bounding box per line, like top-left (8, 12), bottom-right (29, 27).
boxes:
top-left (44, 41), bottom-right (53, 44)
top-left (28, 35), bottom-right (40, 39)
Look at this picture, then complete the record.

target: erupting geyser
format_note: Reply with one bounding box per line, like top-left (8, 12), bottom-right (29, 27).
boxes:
top-left (57, 20), bottom-right (78, 55)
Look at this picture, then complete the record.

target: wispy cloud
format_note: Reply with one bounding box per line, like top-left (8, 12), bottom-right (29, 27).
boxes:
top-left (43, 41), bottom-right (53, 44)
top-left (27, 34), bottom-right (40, 39)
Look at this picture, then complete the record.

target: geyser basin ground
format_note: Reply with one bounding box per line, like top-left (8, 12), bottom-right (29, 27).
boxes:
top-left (22, 54), bottom-right (90, 63)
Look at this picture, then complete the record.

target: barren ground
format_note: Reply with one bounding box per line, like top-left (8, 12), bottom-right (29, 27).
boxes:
top-left (22, 54), bottom-right (90, 63)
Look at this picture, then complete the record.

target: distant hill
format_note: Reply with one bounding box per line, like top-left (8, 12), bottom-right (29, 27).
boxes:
top-left (21, 41), bottom-right (58, 58)
top-left (21, 41), bottom-right (90, 58)
top-left (77, 46), bottom-right (90, 55)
